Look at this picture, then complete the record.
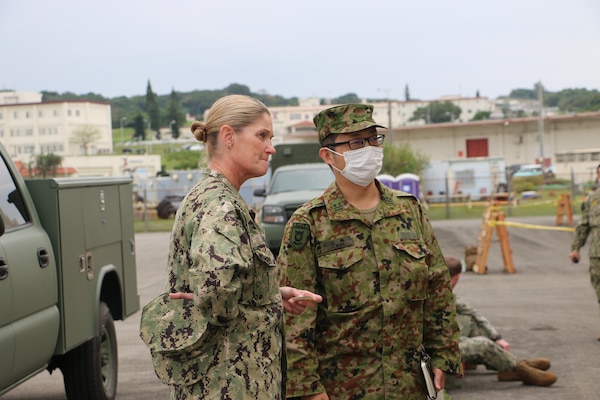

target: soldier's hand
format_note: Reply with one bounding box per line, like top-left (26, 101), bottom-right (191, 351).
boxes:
top-left (569, 251), bottom-right (580, 264)
top-left (280, 286), bottom-right (322, 314)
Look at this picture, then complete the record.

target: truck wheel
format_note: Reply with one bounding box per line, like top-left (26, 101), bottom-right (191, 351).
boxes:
top-left (61, 301), bottom-right (118, 400)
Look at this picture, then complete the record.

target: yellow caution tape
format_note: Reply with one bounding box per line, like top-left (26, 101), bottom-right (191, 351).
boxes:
top-left (488, 219), bottom-right (575, 232)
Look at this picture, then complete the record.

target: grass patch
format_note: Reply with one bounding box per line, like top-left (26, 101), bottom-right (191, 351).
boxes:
top-left (134, 218), bottom-right (175, 233)
top-left (425, 188), bottom-right (583, 221)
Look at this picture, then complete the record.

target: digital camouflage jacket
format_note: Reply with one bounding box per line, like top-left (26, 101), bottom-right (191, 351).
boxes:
top-left (572, 189), bottom-right (600, 258)
top-left (279, 181), bottom-right (462, 399)
top-left (141, 169), bottom-right (284, 399)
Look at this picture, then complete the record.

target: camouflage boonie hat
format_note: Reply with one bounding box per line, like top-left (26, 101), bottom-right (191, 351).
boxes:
top-left (313, 103), bottom-right (386, 142)
top-left (139, 292), bottom-right (208, 355)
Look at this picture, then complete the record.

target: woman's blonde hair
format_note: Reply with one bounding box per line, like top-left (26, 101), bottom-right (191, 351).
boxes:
top-left (190, 95), bottom-right (269, 159)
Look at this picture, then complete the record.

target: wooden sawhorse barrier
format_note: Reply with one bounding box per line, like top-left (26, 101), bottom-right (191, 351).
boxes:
top-left (473, 205), bottom-right (516, 274)
top-left (556, 193), bottom-right (573, 226)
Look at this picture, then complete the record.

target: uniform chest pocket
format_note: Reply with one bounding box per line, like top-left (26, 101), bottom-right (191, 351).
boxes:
top-left (317, 247), bottom-right (370, 312)
top-left (245, 245), bottom-right (280, 306)
top-left (391, 241), bottom-right (430, 301)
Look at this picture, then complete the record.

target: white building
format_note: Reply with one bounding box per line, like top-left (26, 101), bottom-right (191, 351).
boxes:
top-left (265, 95), bottom-right (497, 141)
top-left (0, 90), bottom-right (113, 163)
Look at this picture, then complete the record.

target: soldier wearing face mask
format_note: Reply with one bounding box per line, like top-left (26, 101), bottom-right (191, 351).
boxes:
top-left (278, 104), bottom-right (463, 400)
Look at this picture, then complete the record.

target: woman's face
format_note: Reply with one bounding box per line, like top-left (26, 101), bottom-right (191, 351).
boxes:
top-left (231, 112), bottom-right (275, 180)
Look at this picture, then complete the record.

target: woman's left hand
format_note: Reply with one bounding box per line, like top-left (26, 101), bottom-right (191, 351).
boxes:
top-left (169, 292), bottom-right (194, 300)
top-left (279, 286), bottom-right (322, 315)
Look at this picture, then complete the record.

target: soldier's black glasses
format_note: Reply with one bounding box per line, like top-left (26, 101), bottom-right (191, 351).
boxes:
top-left (326, 134), bottom-right (386, 150)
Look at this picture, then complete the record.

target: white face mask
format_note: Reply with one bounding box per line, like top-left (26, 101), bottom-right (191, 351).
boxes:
top-left (328, 146), bottom-right (384, 186)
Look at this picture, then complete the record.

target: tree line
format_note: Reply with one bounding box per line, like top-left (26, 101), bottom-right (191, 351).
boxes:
top-left (41, 82), bottom-right (600, 140)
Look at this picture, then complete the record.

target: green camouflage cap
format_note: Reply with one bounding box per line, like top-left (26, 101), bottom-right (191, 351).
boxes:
top-left (139, 292), bottom-right (208, 355)
top-left (313, 103), bottom-right (386, 142)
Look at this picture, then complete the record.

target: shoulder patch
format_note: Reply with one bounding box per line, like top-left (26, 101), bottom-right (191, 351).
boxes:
top-left (290, 222), bottom-right (310, 250)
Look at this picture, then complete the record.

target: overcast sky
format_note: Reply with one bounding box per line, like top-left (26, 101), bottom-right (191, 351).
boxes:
top-left (1, 0), bottom-right (599, 102)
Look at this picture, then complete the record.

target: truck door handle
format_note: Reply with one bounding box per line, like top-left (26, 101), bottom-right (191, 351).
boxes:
top-left (0, 258), bottom-right (7, 280)
top-left (37, 248), bottom-right (50, 268)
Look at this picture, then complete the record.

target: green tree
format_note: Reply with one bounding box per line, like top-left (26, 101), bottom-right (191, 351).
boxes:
top-left (36, 153), bottom-right (63, 177)
top-left (331, 93), bottom-right (361, 104)
top-left (405, 84), bottom-right (411, 101)
top-left (224, 83), bottom-right (251, 96)
top-left (410, 101), bottom-right (462, 123)
top-left (162, 150), bottom-right (207, 170)
top-left (146, 80), bottom-right (161, 139)
top-left (381, 143), bottom-right (429, 177)
top-left (471, 111), bottom-right (491, 121)
top-left (133, 113), bottom-right (146, 141)
top-left (166, 89), bottom-right (185, 139)
top-left (70, 125), bottom-right (102, 155)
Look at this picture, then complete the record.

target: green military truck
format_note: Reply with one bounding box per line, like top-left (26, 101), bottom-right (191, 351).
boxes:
top-left (254, 143), bottom-right (334, 255)
top-left (0, 142), bottom-right (139, 400)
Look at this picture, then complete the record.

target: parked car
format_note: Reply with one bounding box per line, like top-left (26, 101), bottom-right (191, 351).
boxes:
top-left (254, 163), bottom-right (334, 255)
top-left (156, 194), bottom-right (184, 219)
top-left (512, 164), bottom-right (543, 178)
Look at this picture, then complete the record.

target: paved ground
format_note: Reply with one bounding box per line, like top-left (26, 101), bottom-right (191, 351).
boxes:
top-left (3, 215), bottom-right (600, 400)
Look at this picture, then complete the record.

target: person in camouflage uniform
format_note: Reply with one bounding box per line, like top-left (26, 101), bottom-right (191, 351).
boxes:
top-left (445, 256), bottom-right (557, 386)
top-left (570, 180), bottom-right (600, 340)
top-left (139, 95), bottom-right (321, 400)
top-left (278, 104), bottom-right (463, 400)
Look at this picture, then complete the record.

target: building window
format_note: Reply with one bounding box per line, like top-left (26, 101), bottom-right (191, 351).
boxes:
top-left (75, 109), bottom-right (80, 116)
top-left (67, 110), bottom-right (72, 116)
top-left (25, 111), bottom-right (30, 118)
top-left (53, 110), bottom-right (58, 117)
top-left (13, 111), bottom-right (18, 119)
top-left (38, 110), bottom-right (43, 117)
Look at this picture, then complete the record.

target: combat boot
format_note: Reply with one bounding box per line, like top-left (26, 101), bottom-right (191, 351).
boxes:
top-left (498, 358), bottom-right (552, 381)
top-left (515, 360), bottom-right (557, 386)
top-left (523, 358), bottom-right (551, 371)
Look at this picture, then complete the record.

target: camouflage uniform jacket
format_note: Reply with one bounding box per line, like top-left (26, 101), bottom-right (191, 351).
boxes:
top-left (572, 189), bottom-right (600, 258)
top-left (161, 169), bottom-right (284, 399)
top-left (455, 295), bottom-right (499, 339)
top-left (279, 181), bottom-right (462, 399)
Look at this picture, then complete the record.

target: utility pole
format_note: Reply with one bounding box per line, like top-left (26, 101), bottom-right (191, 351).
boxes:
top-left (387, 98), bottom-right (392, 144)
top-left (120, 117), bottom-right (127, 143)
top-left (538, 81), bottom-right (545, 168)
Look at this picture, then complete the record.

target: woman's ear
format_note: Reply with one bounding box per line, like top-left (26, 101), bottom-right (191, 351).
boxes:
top-left (219, 125), bottom-right (235, 147)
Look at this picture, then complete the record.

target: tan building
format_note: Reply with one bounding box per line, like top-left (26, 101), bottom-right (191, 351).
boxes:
top-left (390, 112), bottom-right (600, 182)
top-left (269, 101), bottom-right (600, 184)
top-left (0, 94), bottom-right (113, 163)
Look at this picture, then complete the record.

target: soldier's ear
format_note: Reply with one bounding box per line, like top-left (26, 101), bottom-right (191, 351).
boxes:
top-left (319, 147), bottom-right (333, 165)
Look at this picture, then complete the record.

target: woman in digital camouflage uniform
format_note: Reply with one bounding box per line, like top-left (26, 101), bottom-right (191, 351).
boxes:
top-left (146, 95), bottom-right (321, 399)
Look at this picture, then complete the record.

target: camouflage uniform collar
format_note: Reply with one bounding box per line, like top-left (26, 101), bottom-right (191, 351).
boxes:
top-left (202, 168), bottom-right (238, 192)
top-left (320, 179), bottom-right (418, 222)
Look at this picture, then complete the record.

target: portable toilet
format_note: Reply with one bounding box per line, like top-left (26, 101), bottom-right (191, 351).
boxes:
top-left (376, 174), bottom-right (397, 190)
top-left (397, 173), bottom-right (420, 198)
